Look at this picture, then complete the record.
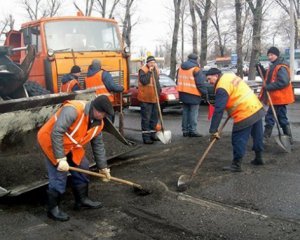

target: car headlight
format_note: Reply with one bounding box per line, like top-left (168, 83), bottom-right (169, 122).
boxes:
top-left (167, 94), bottom-right (176, 100)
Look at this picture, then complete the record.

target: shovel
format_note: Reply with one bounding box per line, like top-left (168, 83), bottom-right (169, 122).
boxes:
top-left (257, 66), bottom-right (291, 153)
top-left (177, 116), bottom-right (230, 192)
top-left (266, 91), bottom-right (291, 153)
top-left (152, 71), bottom-right (172, 144)
top-left (68, 166), bottom-right (151, 196)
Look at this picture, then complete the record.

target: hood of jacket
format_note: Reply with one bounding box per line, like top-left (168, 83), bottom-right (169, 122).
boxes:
top-left (87, 65), bottom-right (101, 77)
top-left (61, 73), bottom-right (77, 84)
top-left (181, 59), bottom-right (199, 70)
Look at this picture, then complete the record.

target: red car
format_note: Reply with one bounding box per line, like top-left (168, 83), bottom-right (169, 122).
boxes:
top-left (129, 74), bottom-right (181, 110)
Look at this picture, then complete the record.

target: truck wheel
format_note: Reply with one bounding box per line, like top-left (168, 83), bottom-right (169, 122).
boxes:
top-left (24, 81), bottom-right (50, 96)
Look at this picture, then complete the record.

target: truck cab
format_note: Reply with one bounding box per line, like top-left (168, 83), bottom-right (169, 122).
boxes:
top-left (4, 14), bottom-right (130, 106)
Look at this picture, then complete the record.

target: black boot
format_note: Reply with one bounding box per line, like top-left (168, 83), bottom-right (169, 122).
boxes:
top-left (282, 124), bottom-right (293, 145)
top-left (264, 125), bottom-right (273, 139)
top-left (251, 151), bottom-right (264, 165)
top-left (150, 132), bottom-right (159, 141)
top-left (73, 184), bottom-right (103, 210)
top-left (223, 159), bottom-right (242, 172)
top-left (47, 189), bottom-right (70, 221)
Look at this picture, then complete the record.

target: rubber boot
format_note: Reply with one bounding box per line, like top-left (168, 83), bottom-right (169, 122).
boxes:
top-left (264, 125), bottom-right (273, 139)
top-left (47, 189), bottom-right (70, 221)
top-left (223, 159), bottom-right (242, 172)
top-left (73, 184), bottom-right (103, 210)
top-left (282, 124), bottom-right (293, 145)
top-left (251, 151), bottom-right (264, 165)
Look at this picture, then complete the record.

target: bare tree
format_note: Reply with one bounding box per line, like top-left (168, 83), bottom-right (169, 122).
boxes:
top-left (122, 0), bottom-right (135, 51)
top-left (170, 0), bottom-right (182, 79)
top-left (235, 0), bottom-right (244, 77)
top-left (195, 0), bottom-right (211, 66)
top-left (23, 0), bottom-right (62, 20)
top-left (180, 0), bottom-right (189, 62)
top-left (94, 0), bottom-right (120, 18)
top-left (246, 0), bottom-right (263, 80)
top-left (189, 0), bottom-right (198, 55)
top-left (274, 0), bottom-right (300, 48)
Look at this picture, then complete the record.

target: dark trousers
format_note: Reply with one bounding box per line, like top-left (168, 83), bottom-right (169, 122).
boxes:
top-left (46, 155), bottom-right (89, 194)
top-left (232, 119), bottom-right (264, 161)
top-left (265, 105), bottom-right (289, 128)
top-left (140, 102), bottom-right (158, 141)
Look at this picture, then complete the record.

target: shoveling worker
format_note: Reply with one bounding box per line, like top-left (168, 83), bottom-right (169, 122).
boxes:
top-left (37, 95), bottom-right (113, 221)
top-left (206, 68), bottom-right (265, 172)
top-left (60, 65), bottom-right (81, 93)
top-left (85, 59), bottom-right (124, 102)
top-left (176, 53), bottom-right (208, 137)
top-left (256, 47), bottom-right (295, 144)
top-left (137, 55), bottom-right (161, 144)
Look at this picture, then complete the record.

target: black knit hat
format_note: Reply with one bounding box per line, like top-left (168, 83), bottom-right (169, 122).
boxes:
top-left (70, 65), bottom-right (81, 74)
top-left (92, 95), bottom-right (114, 116)
top-left (146, 56), bottom-right (156, 63)
top-left (267, 47), bottom-right (280, 57)
top-left (188, 53), bottom-right (198, 60)
top-left (206, 68), bottom-right (222, 76)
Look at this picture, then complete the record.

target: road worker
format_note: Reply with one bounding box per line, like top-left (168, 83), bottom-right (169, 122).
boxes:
top-left (137, 56), bottom-right (161, 144)
top-left (85, 59), bottom-right (124, 102)
top-left (256, 47), bottom-right (295, 144)
top-left (37, 95), bottom-right (113, 221)
top-left (206, 68), bottom-right (265, 172)
top-left (60, 65), bottom-right (81, 93)
top-left (176, 53), bottom-right (208, 137)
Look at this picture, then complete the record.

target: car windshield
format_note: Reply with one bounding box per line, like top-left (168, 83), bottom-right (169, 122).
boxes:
top-left (159, 75), bottom-right (176, 87)
top-left (45, 20), bottom-right (121, 52)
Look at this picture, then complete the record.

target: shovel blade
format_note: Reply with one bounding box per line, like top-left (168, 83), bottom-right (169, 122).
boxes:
top-left (156, 130), bottom-right (172, 144)
top-left (274, 135), bottom-right (291, 153)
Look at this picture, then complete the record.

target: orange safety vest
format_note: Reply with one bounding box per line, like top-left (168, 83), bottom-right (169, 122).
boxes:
top-left (260, 64), bottom-right (295, 105)
top-left (216, 73), bottom-right (263, 123)
top-left (85, 70), bottom-right (114, 102)
top-left (37, 100), bottom-right (104, 166)
top-left (176, 66), bottom-right (201, 96)
top-left (137, 66), bottom-right (160, 103)
top-left (60, 79), bottom-right (81, 93)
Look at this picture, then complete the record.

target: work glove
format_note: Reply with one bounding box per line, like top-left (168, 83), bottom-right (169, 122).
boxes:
top-left (57, 157), bottom-right (69, 172)
top-left (209, 132), bottom-right (221, 142)
top-left (99, 168), bottom-right (111, 182)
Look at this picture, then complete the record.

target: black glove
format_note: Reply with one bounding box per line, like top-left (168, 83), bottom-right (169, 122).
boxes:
top-left (255, 62), bottom-right (266, 78)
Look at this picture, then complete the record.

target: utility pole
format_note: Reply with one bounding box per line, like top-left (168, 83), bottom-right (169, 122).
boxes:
top-left (290, 0), bottom-right (295, 82)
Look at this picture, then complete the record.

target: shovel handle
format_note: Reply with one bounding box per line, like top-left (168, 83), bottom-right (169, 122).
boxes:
top-left (191, 116), bottom-right (231, 178)
top-left (68, 166), bottom-right (142, 189)
top-left (152, 71), bottom-right (165, 131)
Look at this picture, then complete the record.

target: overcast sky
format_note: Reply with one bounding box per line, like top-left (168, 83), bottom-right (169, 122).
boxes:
top-left (0, 0), bottom-right (173, 56)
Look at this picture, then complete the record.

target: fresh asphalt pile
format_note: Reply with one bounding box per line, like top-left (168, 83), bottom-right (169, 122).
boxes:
top-left (0, 134), bottom-right (299, 240)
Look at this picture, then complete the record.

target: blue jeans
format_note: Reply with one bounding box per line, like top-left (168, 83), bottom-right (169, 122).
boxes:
top-left (140, 102), bottom-right (158, 141)
top-left (265, 105), bottom-right (289, 128)
top-left (46, 155), bottom-right (90, 194)
top-left (182, 103), bottom-right (199, 134)
top-left (232, 119), bottom-right (264, 161)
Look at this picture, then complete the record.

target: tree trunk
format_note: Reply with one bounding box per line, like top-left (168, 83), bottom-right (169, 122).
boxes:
top-left (189, 0), bottom-right (198, 55)
top-left (235, 0), bottom-right (243, 78)
top-left (246, 0), bottom-right (263, 81)
top-left (181, 10), bottom-right (184, 62)
top-left (170, 0), bottom-right (182, 79)
top-left (195, 0), bottom-right (211, 67)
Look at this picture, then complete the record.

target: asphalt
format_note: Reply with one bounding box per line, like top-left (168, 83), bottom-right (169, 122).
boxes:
top-left (0, 101), bottom-right (299, 240)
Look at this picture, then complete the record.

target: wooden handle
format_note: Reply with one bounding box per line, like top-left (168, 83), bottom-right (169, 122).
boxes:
top-left (152, 71), bottom-right (165, 131)
top-left (68, 166), bottom-right (142, 189)
top-left (191, 116), bottom-right (231, 178)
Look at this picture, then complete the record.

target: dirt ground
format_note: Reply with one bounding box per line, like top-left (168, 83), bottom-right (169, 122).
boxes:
top-left (0, 103), bottom-right (300, 240)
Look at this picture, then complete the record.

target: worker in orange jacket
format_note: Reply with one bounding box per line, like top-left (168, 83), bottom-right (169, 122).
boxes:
top-left (85, 59), bottom-right (124, 102)
top-left (256, 47), bottom-right (295, 144)
top-left (137, 56), bottom-right (161, 144)
top-left (60, 65), bottom-right (81, 92)
top-left (206, 68), bottom-right (265, 172)
top-left (37, 95), bottom-right (113, 221)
